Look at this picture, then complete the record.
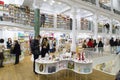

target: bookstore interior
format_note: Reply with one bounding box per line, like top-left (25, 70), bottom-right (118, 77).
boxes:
top-left (0, 0), bottom-right (120, 77)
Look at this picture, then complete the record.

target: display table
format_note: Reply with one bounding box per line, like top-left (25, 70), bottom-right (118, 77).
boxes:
top-left (3, 49), bottom-right (24, 64)
top-left (35, 55), bottom-right (92, 75)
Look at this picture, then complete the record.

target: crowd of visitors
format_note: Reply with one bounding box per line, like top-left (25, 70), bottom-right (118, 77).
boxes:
top-left (82, 37), bottom-right (120, 54)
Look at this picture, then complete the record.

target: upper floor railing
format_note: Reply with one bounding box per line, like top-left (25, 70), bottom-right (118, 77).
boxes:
top-left (82, 0), bottom-right (120, 15)
top-left (83, 47), bottom-right (111, 60)
top-left (82, 0), bottom-right (96, 5)
top-left (99, 3), bottom-right (111, 11)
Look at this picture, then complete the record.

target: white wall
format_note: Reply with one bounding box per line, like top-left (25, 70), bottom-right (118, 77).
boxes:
top-left (113, 0), bottom-right (120, 10)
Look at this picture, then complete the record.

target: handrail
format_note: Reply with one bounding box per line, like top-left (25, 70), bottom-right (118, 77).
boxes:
top-left (113, 9), bottom-right (120, 15)
top-left (83, 47), bottom-right (111, 60)
top-left (81, 0), bottom-right (120, 16)
top-left (99, 3), bottom-right (111, 11)
top-left (82, 0), bottom-right (96, 5)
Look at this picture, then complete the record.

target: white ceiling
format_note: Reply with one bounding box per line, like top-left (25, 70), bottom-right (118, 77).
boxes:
top-left (34, 0), bottom-right (70, 14)
top-left (2, 0), bottom-right (119, 23)
top-left (34, 0), bottom-right (93, 18)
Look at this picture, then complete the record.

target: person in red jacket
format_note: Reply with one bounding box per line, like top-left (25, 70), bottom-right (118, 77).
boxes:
top-left (87, 39), bottom-right (93, 48)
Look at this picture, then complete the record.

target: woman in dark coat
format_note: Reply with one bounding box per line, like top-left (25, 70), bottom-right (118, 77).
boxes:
top-left (41, 38), bottom-right (49, 58)
top-left (13, 40), bottom-right (21, 64)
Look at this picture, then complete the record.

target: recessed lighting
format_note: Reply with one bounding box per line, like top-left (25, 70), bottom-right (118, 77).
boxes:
top-left (50, 3), bottom-right (53, 5)
top-left (52, 0), bottom-right (55, 3)
top-left (58, 2), bottom-right (61, 4)
top-left (43, 0), bottom-right (47, 1)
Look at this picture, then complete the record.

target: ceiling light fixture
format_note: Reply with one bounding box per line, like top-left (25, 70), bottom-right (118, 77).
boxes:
top-left (52, 0), bottom-right (55, 3)
top-left (58, 2), bottom-right (61, 4)
top-left (43, 0), bottom-right (47, 1)
top-left (50, 2), bottom-right (53, 5)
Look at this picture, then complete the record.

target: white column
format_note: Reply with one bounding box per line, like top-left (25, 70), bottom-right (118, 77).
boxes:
top-left (96, 0), bottom-right (100, 7)
top-left (54, 14), bottom-right (57, 28)
top-left (109, 19), bottom-right (112, 37)
top-left (71, 7), bottom-right (77, 52)
top-left (93, 13), bottom-right (98, 39)
top-left (77, 16), bottom-right (81, 31)
top-left (110, 0), bottom-right (113, 12)
top-left (113, 0), bottom-right (120, 11)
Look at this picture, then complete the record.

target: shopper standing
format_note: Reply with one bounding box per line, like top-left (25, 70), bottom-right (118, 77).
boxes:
top-left (31, 35), bottom-right (41, 74)
top-left (114, 39), bottom-right (119, 53)
top-left (0, 39), bottom-right (5, 68)
top-left (40, 14), bottom-right (46, 27)
top-left (93, 39), bottom-right (97, 51)
top-left (6, 38), bottom-right (12, 49)
top-left (82, 40), bottom-right (87, 48)
top-left (87, 38), bottom-right (94, 51)
top-left (109, 37), bottom-right (114, 54)
top-left (13, 40), bottom-right (21, 64)
top-left (116, 40), bottom-right (120, 54)
top-left (98, 39), bottom-right (104, 55)
top-left (41, 37), bottom-right (50, 58)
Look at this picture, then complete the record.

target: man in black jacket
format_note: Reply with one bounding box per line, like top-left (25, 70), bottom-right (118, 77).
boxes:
top-left (30, 35), bottom-right (41, 74)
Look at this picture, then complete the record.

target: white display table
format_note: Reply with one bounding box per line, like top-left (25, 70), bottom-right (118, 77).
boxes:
top-left (35, 57), bottom-right (92, 75)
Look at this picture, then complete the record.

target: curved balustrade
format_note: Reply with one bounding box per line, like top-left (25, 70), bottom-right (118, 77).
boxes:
top-left (113, 9), bottom-right (120, 15)
top-left (35, 57), bottom-right (92, 75)
top-left (99, 3), bottom-right (111, 11)
top-left (82, 0), bottom-right (96, 5)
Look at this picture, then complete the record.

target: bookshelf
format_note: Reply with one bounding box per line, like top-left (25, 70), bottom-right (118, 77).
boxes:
top-left (57, 14), bottom-right (70, 30)
top-left (81, 18), bottom-right (93, 31)
top-left (40, 13), bottom-right (54, 28)
top-left (0, 4), bottom-right (34, 26)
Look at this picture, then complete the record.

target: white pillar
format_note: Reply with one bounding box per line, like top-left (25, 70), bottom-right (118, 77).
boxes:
top-left (113, 0), bottom-right (120, 11)
top-left (71, 7), bottom-right (77, 52)
top-left (93, 13), bottom-right (98, 39)
top-left (54, 14), bottom-right (57, 28)
top-left (77, 16), bottom-right (81, 31)
top-left (96, 0), bottom-right (100, 7)
top-left (110, 0), bottom-right (113, 12)
top-left (109, 19), bottom-right (112, 37)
